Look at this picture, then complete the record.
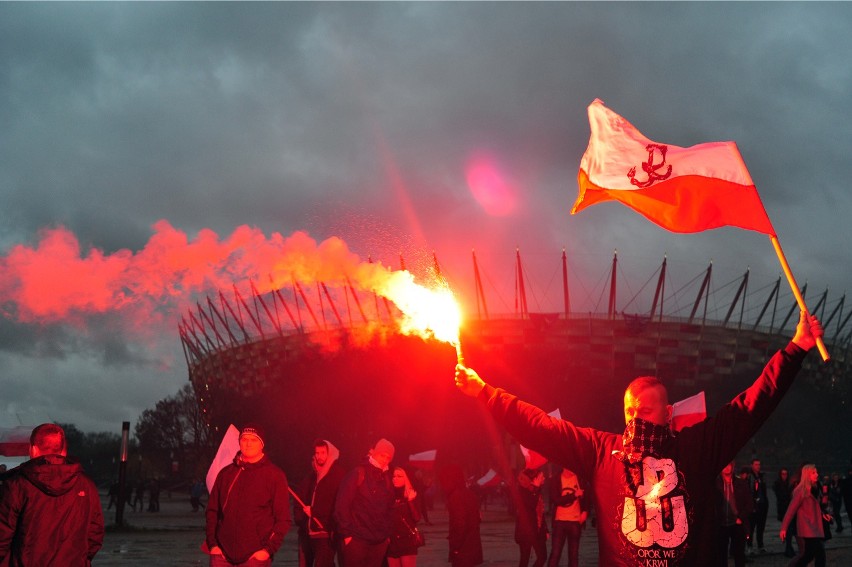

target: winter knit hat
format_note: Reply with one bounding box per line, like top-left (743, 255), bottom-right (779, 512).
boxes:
top-left (240, 423), bottom-right (265, 448)
top-left (372, 438), bottom-right (395, 459)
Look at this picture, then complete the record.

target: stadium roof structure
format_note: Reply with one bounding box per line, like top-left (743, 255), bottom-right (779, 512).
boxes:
top-left (179, 250), bottom-right (851, 475)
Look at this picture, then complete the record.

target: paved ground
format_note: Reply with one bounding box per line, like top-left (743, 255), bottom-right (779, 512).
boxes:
top-left (94, 492), bottom-right (852, 566)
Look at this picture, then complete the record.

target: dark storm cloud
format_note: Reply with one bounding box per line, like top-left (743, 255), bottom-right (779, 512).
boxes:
top-left (1, 2), bottom-right (850, 431)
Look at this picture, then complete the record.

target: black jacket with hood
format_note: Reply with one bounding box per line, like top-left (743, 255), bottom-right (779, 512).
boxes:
top-left (0, 455), bottom-right (104, 566)
top-left (206, 452), bottom-right (291, 564)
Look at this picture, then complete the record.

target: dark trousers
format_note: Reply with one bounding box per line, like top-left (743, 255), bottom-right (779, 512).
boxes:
top-left (518, 534), bottom-right (547, 567)
top-left (717, 523), bottom-right (746, 567)
top-left (340, 537), bottom-right (388, 567)
top-left (786, 537), bottom-right (825, 567)
top-left (301, 534), bottom-right (333, 567)
top-left (310, 537), bottom-right (337, 567)
top-left (830, 499), bottom-right (843, 530)
top-left (547, 520), bottom-right (581, 567)
top-left (748, 501), bottom-right (768, 549)
top-left (210, 554), bottom-right (272, 567)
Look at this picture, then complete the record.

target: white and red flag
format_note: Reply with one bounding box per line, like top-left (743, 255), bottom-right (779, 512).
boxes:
top-left (572, 99), bottom-right (776, 236)
top-left (476, 468), bottom-right (501, 488)
top-left (519, 408), bottom-right (561, 469)
top-left (408, 449), bottom-right (437, 470)
top-left (671, 391), bottom-right (707, 432)
top-left (206, 424), bottom-right (240, 493)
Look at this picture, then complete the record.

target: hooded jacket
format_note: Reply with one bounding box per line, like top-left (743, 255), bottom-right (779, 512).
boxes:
top-left (294, 440), bottom-right (344, 538)
top-left (0, 455), bottom-right (104, 566)
top-left (206, 452), bottom-right (291, 564)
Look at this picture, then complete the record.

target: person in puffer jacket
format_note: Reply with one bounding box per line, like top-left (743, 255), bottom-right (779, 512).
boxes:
top-left (0, 423), bottom-right (104, 566)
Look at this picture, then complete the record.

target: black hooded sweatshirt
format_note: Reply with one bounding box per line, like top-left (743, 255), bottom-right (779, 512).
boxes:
top-left (0, 455), bottom-right (104, 566)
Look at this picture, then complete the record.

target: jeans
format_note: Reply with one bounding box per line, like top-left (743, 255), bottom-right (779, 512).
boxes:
top-left (340, 537), bottom-right (389, 567)
top-left (787, 538), bottom-right (825, 567)
top-left (717, 523), bottom-right (746, 567)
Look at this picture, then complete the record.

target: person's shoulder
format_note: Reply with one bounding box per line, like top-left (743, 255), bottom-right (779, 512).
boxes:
top-left (261, 459), bottom-right (288, 478)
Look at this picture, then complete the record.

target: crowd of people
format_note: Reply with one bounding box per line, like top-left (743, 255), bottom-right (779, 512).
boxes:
top-left (2, 311), bottom-right (850, 567)
top-left (204, 429), bottom-right (483, 567)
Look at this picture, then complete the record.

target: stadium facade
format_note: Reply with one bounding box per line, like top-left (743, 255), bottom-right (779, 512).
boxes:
top-left (180, 252), bottom-right (851, 477)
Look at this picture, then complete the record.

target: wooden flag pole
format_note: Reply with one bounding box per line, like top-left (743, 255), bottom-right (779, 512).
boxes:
top-left (288, 486), bottom-right (325, 530)
top-left (770, 236), bottom-right (830, 362)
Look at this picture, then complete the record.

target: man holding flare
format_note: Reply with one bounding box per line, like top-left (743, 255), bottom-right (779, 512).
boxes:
top-left (454, 311), bottom-right (822, 567)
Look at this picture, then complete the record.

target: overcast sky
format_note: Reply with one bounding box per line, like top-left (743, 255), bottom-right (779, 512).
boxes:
top-left (1, 2), bottom-right (850, 433)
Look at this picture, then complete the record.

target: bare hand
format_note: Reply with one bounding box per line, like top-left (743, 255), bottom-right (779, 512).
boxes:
top-left (251, 549), bottom-right (270, 561)
top-left (405, 488), bottom-right (417, 501)
top-left (210, 545), bottom-right (224, 556)
top-left (780, 530), bottom-right (786, 542)
top-left (454, 364), bottom-right (485, 397)
top-left (792, 311), bottom-right (823, 351)
top-left (303, 505), bottom-right (311, 516)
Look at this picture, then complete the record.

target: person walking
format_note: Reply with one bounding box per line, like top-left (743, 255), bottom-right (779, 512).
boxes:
top-left (387, 467), bottom-right (422, 567)
top-left (780, 463), bottom-right (832, 567)
top-left (716, 461), bottom-right (753, 567)
top-left (547, 467), bottom-right (586, 567)
top-left (774, 468), bottom-right (796, 557)
top-left (439, 464), bottom-right (482, 567)
top-left (334, 438), bottom-right (396, 567)
top-left (294, 439), bottom-right (344, 567)
top-left (515, 468), bottom-right (547, 567)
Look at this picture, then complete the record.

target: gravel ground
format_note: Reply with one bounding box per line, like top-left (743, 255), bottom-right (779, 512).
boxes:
top-left (93, 491), bottom-right (852, 566)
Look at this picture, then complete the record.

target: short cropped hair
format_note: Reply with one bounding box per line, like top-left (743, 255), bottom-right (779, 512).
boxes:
top-left (30, 423), bottom-right (67, 455)
top-left (313, 439), bottom-right (329, 450)
top-left (625, 376), bottom-right (669, 404)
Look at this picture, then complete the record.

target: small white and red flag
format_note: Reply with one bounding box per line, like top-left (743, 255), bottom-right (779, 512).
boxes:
top-left (476, 468), bottom-right (502, 488)
top-left (573, 99), bottom-right (775, 236)
top-left (206, 424), bottom-right (240, 493)
top-left (408, 449), bottom-right (437, 470)
top-left (0, 425), bottom-right (32, 457)
top-left (671, 391), bottom-right (707, 432)
top-left (520, 408), bottom-right (561, 469)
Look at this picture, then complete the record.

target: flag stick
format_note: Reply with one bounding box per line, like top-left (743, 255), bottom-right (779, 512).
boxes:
top-left (770, 236), bottom-right (830, 362)
top-left (288, 486), bottom-right (325, 530)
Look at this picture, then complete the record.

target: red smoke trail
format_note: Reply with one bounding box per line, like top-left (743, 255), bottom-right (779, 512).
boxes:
top-left (0, 220), bottom-right (457, 343)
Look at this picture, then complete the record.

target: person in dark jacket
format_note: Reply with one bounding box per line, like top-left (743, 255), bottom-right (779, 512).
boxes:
top-left (747, 459), bottom-right (769, 555)
top-left (514, 468), bottom-right (547, 567)
top-left (0, 423), bottom-right (104, 566)
top-left (454, 312), bottom-right (822, 567)
top-left (294, 439), bottom-right (345, 567)
top-left (206, 423), bottom-right (291, 566)
top-left (438, 464), bottom-right (482, 567)
top-left (334, 438), bottom-right (396, 567)
top-left (774, 468), bottom-right (796, 557)
top-left (716, 461), bottom-right (753, 567)
top-left (842, 466), bottom-right (852, 527)
top-left (386, 466), bottom-right (422, 567)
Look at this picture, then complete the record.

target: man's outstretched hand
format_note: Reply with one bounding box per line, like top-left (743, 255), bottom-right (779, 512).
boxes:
top-left (455, 364), bottom-right (486, 397)
top-left (792, 311), bottom-right (823, 352)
